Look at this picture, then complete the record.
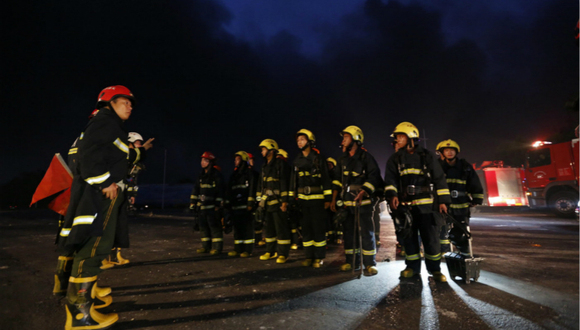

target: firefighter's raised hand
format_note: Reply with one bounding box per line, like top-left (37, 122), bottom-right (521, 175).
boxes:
top-left (143, 138), bottom-right (155, 150)
top-left (102, 182), bottom-right (118, 200)
top-left (439, 203), bottom-right (448, 214)
top-left (280, 202), bottom-right (288, 212)
top-left (389, 197), bottom-right (399, 210)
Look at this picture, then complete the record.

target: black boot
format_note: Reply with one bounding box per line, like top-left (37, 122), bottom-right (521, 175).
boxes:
top-left (53, 256), bottom-right (74, 296)
top-left (65, 276), bottom-right (118, 330)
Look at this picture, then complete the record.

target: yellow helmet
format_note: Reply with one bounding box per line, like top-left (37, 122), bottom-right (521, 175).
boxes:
top-left (341, 125), bottom-right (364, 144)
top-left (436, 139), bottom-right (460, 153)
top-left (277, 148), bottom-right (288, 159)
top-left (391, 122), bottom-right (419, 139)
top-left (234, 151), bottom-right (249, 161)
top-left (296, 128), bottom-right (316, 143)
top-left (259, 139), bottom-right (278, 151)
top-left (326, 157), bottom-right (337, 166)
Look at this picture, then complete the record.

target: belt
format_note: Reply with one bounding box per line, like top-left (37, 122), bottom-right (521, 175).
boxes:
top-left (406, 185), bottom-right (431, 195)
top-left (450, 190), bottom-right (467, 198)
top-left (297, 186), bottom-right (322, 195)
top-left (346, 184), bottom-right (362, 193)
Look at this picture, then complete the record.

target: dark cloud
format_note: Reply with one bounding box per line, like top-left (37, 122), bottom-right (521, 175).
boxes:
top-left (1, 0), bottom-right (577, 189)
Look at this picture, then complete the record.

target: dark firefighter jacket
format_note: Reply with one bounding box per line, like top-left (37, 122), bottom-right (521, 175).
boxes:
top-left (289, 149), bottom-right (332, 204)
top-left (332, 147), bottom-right (383, 208)
top-left (225, 162), bottom-right (257, 213)
top-left (439, 158), bottom-right (484, 215)
top-left (58, 107), bottom-right (143, 252)
top-left (190, 166), bottom-right (225, 213)
top-left (256, 157), bottom-right (291, 212)
top-left (384, 146), bottom-right (451, 214)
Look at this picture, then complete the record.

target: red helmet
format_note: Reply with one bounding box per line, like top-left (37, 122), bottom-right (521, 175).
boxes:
top-left (96, 85), bottom-right (136, 108)
top-left (247, 152), bottom-right (254, 159)
top-left (201, 151), bottom-right (216, 160)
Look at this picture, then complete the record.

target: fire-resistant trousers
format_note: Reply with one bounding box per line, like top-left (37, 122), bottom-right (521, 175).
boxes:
top-left (343, 205), bottom-right (376, 267)
top-left (232, 211), bottom-right (254, 255)
top-left (264, 209), bottom-right (291, 258)
top-left (199, 211), bottom-right (223, 252)
top-left (299, 201), bottom-right (327, 260)
top-left (70, 189), bottom-right (125, 278)
top-left (402, 210), bottom-right (441, 274)
top-left (448, 212), bottom-right (471, 256)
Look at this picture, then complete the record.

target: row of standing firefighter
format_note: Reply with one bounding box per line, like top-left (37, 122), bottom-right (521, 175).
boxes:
top-left (188, 122), bottom-right (484, 281)
top-left (52, 84), bottom-right (484, 330)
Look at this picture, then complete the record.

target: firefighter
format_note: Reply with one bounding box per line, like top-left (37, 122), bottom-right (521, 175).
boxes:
top-left (277, 148), bottom-right (289, 161)
top-left (289, 129), bottom-right (332, 268)
top-left (277, 148), bottom-right (300, 249)
top-left (436, 139), bottom-right (484, 256)
top-left (248, 153), bottom-right (266, 247)
top-left (384, 122), bottom-right (451, 282)
top-left (225, 151), bottom-right (257, 257)
top-left (326, 157), bottom-right (342, 244)
top-left (190, 152), bottom-right (225, 255)
top-left (100, 132), bottom-right (148, 270)
top-left (330, 126), bottom-right (382, 276)
top-left (256, 139), bottom-right (292, 264)
top-left (56, 85), bottom-right (152, 329)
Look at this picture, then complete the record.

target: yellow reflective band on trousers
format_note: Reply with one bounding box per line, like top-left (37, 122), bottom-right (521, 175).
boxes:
top-left (60, 228), bottom-right (71, 237)
top-left (314, 240), bottom-right (327, 247)
top-left (472, 194), bottom-right (484, 199)
top-left (200, 183), bottom-right (215, 188)
top-left (255, 230), bottom-right (263, 234)
top-left (70, 276), bottom-right (98, 283)
top-left (72, 214), bottom-right (97, 226)
top-left (277, 239), bottom-right (291, 245)
top-left (344, 200), bottom-right (372, 206)
top-left (437, 189), bottom-right (450, 195)
top-left (425, 253), bottom-right (441, 261)
top-left (212, 238), bottom-right (223, 242)
top-left (447, 178), bottom-right (466, 184)
top-left (288, 191), bottom-right (295, 197)
top-left (450, 203), bottom-right (470, 209)
top-left (200, 204), bottom-right (215, 210)
top-left (265, 237), bottom-right (277, 243)
top-left (244, 239), bottom-right (255, 244)
top-left (264, 177), bottom-right (279, 182)
top-left (303, 240), bottom-right (314, 247)
top-left (298, 194), bottom-right (324, 200)
top-left (363, 249), bottom-right (376, 256)
top-left (440, 239), bottom-right (450, 244)
top-left (344, 249), bottom-right (361, 255)
top-left (411, 198), bottom-right (433, 206)
top-left (406, 253), bottom-right (420, 261)
top-left (234, 240), bottom-right (244, 244)
top-left (202, 237), bottom-right (211, 242)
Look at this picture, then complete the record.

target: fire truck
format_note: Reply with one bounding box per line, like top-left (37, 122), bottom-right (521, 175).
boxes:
top-left (475, 161), bottom-right (529, 208)
top-left (524, 139), bottom-right (579, 217)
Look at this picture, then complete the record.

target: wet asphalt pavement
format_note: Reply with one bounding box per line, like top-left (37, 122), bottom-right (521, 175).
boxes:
top-left (0, 208), bottom-right (578, 330)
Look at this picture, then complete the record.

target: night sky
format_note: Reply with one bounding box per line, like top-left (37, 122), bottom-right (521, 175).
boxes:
top-left (2, 0), bottom-right (578, 187)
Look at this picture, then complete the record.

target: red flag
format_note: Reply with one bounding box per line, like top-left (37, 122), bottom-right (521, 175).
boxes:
top-left (48, 188), bottom-right (72, 216)
top-left (30, 154), bottom-right (73, 206)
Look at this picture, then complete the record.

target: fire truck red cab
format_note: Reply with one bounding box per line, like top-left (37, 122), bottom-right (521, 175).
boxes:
top-left (525, 139), bottom-right (579, 217)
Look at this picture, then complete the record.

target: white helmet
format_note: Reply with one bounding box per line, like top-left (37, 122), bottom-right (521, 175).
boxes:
top-left (128, 132), bottom-right (143, 143)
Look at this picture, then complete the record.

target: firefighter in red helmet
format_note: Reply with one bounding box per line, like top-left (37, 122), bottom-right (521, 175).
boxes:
top-left (55, 85), bottom-right (152, 329)
top-left (190, 152), bottom-right (225, 255)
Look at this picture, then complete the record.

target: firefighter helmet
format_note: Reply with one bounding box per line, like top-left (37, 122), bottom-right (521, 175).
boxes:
top-left (201, 151), bottom-right (216, 160)
top-left (128, 132), bottom-right (143, 143)
top-left (247, 153), bottom-right (254, 160)
top-left (277, 149), bottom-right (288, 159)
top-left (259, 139), bottom-right (278, 151)
top-left (436, 139), bottom-right (460, 153)
top-left (96, 85), bottom-right (136, 108)
top-left (296, 129), bottom-right (316, 143)
top-left (391, 122), bottom-right (419, 139)
top-left (235, 151), bottom-right (249, 161)
top-left (326, 157), bottom-right (337, 167)
top-left (341, 126), bottom-right (364, 144)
